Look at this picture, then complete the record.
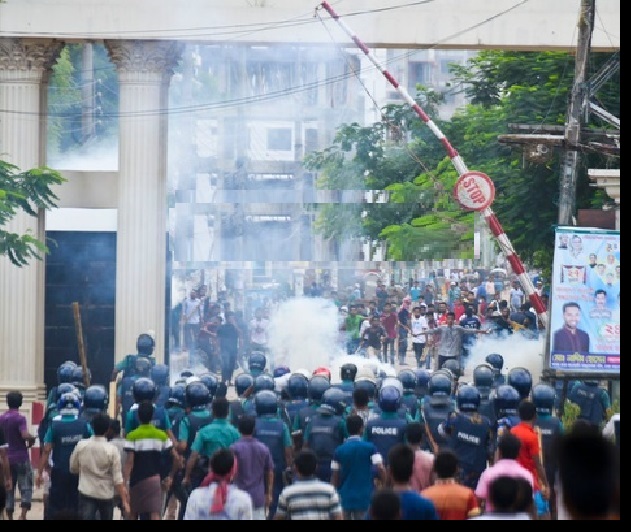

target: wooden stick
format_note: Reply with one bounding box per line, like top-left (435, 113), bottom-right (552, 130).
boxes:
top-left (72, 302), bottom-right (91, 388)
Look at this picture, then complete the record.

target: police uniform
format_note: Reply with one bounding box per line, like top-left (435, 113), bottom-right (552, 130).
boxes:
top-left (253, 393), bottom-right (292, 520)
top-left (303, 405), bottom-right (346, 482)
top-left (568, 381), bottom-right (611, 426)
top-left (443, 411), bottom-right (493, 489)
top-left (41, 400), bottom-right (93, 518)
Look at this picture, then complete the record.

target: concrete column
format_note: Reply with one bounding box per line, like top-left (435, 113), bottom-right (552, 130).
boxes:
top-left (0, 38), bottom-right (62, 401)
top-left (105, 40), bottom-right (183, 364)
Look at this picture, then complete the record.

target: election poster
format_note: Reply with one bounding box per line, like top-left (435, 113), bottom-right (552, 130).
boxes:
top-left (547, 227), bottom-right (620, 374)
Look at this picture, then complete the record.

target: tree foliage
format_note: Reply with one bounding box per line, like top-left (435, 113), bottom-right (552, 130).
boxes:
top-left (305, 51), bottom-right (619, 266)
top-left (0, 161), bottom-right (65, 266)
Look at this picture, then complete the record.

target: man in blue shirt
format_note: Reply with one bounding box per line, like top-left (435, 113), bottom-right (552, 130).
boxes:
top-left (331, 414), bottom-right (386, 520)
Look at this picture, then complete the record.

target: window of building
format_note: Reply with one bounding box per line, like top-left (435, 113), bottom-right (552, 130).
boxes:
top-left (267, 128), bottom-right (292, 151)
top-left (408, 61), bottom-right (433, 91)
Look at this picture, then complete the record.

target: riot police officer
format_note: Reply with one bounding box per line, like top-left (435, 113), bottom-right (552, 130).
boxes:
top-left (111, 332), bottom-right (156, 382)
top-left (229, 372), bottom-right (255, 427)
top-left (70, 365), bottom-right (90, 399)
top-left (473, 363), bottom-right (497, 436)
top-left (166, 383), bottom-right (187, 434)
top-left (492, 384), bottom-right (521, 441)
top-left (334, 363), bottom-right (357, 406)
top-left (568, 380), bottom-right (611, 427)
top-left (414, 368), bottom-right (432, 400)
top-left (46, 360), bottom-right (78, 408)
top-left (282, 373), bottom-right (310, 450)
top-left (151, 363), bottom-right (171, 408)
top-left (79, 384), bottom-right (109, 424)
top-left (532, 383), bottom-right (563, 520)
top-left (507, 367), bottom-right (533, 400)
top-left (398, 368), bottom-right (422, 421)
top-left (176, 380), bottom-right (213, 516)
top-left (36, 391), bottom-right (92, 519)
top-left (303, 387), bottom-right (347, 482)
top-left (117, 356), bottom-right (153, 424)
top-left (421, 371), bottom-right (454, 453)
top-left (441, 358), bottom-right (462, 381)
top-left (485, 353), bottom-right (505, 387)
top-left (245, 373), bottom-right (280, 419)
top-left (124, 377), bottom-right (174, 441)
top-left (253, 390), bottom-right (293, 519)
top-left (440, 384), bottom-right (494, 489)
top-left (248, 352), bottom-right (267, 378)
top-left (364, 385), bottom-right (408, 467)
top-left (199, 373), bottom-right (219, 405)
top-left (293, 375), bottom-right (330, 444)
top-left (38, 382), bottom-right (79, 449)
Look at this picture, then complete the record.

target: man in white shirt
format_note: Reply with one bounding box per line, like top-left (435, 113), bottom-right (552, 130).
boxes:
top-left (69, 413), bottom-right (130, 520)
top-left (410, 305), bottom-right (429, 369)
top-left (181, 288), bottom-right (203, 363)
top-left (249, 307), bottom-right (270, 355)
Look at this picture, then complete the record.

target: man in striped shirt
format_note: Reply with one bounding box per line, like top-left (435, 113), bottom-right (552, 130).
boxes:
top-left (124, 401), bottom-right (174, 520)
top-left (274, 449), bottom-right (342, 520)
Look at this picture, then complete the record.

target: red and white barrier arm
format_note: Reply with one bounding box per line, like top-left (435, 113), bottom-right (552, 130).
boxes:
top-left (318, 1), bottom-right (547, 327)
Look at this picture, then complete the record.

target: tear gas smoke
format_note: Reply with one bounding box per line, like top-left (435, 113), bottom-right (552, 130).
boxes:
top-left (267, 296), bottom-right (399, 384)
top-left (462, 334), bottom-right (546, 383)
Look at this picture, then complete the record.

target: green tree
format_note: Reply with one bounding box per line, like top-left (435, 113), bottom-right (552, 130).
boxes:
top-left (306, 51), bottom-right (619, 266)
top-left (0, 161), bottom-right (65, 266)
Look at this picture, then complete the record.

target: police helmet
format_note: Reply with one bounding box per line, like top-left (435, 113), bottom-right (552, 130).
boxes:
top-left (248, 353), bottom-right (267, 373)
top-left (167, 383), bottom-right (186, 408)
top-left (380, 377), bottom-right (404, 397)
top-left (286, 373), bottom-right (309, 400)
top-left (322, 387), bottom-right (347, 416)
top-left (180, 369), bottom-right (194, 379)
top-left (441, 359), bottom-right (462, 379)
top-left (429, 372), bottom-right (452, 396)
top-left (56, 382), bottom-right (78, 402)
top-left (136, 333), bottom-right (155, 356)
top-left (199, 374), bottom-right (219, 398)
top-left (254, 390), bottom-right (278, 416)
top-left (312, 367), bottom-right (332, 381)
top-left (378, 385), bottom-right (402, 413)
top-left (414, 368), bottom-right (432, 389)
top-left (493, 384), bottom-right (521, 417)
top-left (234, 373), bottom-right (254, 397)
top-left (132, 377), bottom-right (157, 403)
top-left (151, 364), bottom-right (169, 386)
top-left (273, 366), bottom-right (291, 379)
top-left (398, 369), bottom-right (417, 393)
top-left (134, 357), bottom-right (153, 377)
top-left (57, 361), bottom-right (78, 384)
top-left (57, 391), bottom-right (81, 412)
top-left (186, 381), bottom-right (210, 408)
top-left (354, 378), bottom-right (377, 401)
top-left (473, 364), bottom-right (495, 389)
top-left (71, 366), bottom-right (90, 387)
top-left (507, 367), bottom-right (533, 399)
top-left (308, 375), bottom-right (331, 402)
top-left (253, 374), bottom-right (275, 393)
top-left (83, 385), bottom-right (108, 411)
top-left (485, 353), bottom-right (504, 373)
top-left (531, 383), bottom-right (556, 416)
top-left (456, 384), bottom-right (481, 413)
top-left (340, 363), bottom-right (358, 382)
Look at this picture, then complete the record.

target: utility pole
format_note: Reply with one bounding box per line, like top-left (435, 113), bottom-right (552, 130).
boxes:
top-left (558, 0), bottom-right (595, 226)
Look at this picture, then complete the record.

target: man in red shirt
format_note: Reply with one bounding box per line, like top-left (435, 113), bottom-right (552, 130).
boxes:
top-left (380, 303), bottom-right (399, 365)
top-left (510, 399), bottom-right (550, 519)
